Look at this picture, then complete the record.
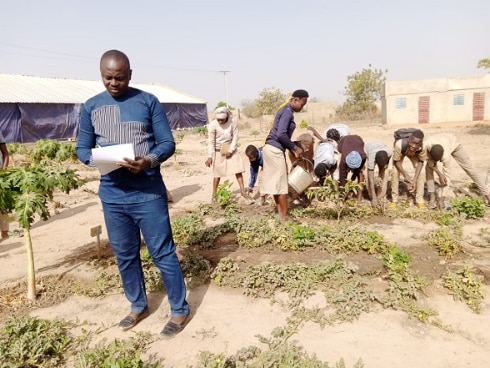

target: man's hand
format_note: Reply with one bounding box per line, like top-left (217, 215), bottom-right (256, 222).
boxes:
top-left (407, 182), bottom-right (417, 193)
top-left (205, 157), bottom-right (213, 167)
top-left (119, 156), bottom-right (151, 173)
top-left (438, 173), bottom-right (447, 186)
top-left (371, 197), bottom-right (378, 208)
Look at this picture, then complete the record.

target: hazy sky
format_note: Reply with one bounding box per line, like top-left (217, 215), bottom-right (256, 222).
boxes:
top-left (1, 0), bottom-right (488, 110)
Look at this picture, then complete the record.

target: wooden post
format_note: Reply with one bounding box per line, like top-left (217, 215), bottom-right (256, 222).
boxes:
top-left (90, 225), bottom-right (102, 259)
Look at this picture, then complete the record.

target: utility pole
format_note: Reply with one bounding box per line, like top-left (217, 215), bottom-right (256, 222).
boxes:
top-left (218, 70), bottom-right (230, 108)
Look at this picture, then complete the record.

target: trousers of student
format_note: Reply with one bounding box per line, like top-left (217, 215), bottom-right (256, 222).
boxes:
top-left (391, 156), bottom-right (425, 204)
top-left (426, 143), bottom-right (489, 198)
top-left (101, 197), bottom-right (189, 317)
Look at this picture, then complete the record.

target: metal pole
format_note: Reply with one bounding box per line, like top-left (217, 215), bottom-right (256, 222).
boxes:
top-left (219, 71), bottom-right (230, 108)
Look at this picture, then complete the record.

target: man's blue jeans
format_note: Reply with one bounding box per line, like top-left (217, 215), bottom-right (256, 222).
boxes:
top-left (102, 197), bottom-right (189, 317)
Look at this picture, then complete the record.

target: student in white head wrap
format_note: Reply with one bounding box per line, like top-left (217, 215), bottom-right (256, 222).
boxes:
top-left (205, 106), bottom-right (247, 202)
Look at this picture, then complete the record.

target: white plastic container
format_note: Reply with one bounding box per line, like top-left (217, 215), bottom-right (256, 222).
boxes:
top-left (288, 159), bottom-right (314, 194)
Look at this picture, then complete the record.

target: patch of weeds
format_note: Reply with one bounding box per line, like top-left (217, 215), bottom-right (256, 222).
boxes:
top-left (141, 248), bottom-right (165, 292)
top-left (381, 246), bottom-right (435, 322)
top-left (176, 214), bottom-right (230, 247)
top-left (323, 275), bottom-right (373, 324)
top-left (91, 270), bottom-right (122, 296)
top-left (238, 259), bottom-right (360, 305)
top-left (443, 265), bottom-right (486, 313)
top-left (172, 212), bottom-right (232, 248)
top-left (197, 325), bottom-right (365, 368)
top-left (433, 210), bottom-right (465, 227)
top-left (74, 331), bottom-right (163, 368)
top-left (315, 225), bottom-right (389, 254)
top-left (198, 203), bottom-right (213, 216)
top-left (451, 197), bottom-right (486, 219)
top-left (426, 227), bottom-right (463, 259)
top-left (0, 315), bottom-right (73, 368)
top-left (211, 257), bottom-right (242, 287)
top-left (172, 213), bottom-right (206, 245)
top-left (229, 215), bottom-right (302, 250)
top-left (469, 227), bottom-right (490, 248)
top-left (180, 251), bottom-right (212, 287)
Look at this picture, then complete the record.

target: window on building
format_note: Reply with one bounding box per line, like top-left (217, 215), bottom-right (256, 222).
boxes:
top-left (453, 94), bottom-right (464, 105)
top-left (395, 97), bottom-right (406, 109)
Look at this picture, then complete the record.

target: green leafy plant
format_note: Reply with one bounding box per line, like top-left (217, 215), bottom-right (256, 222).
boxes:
top-left (291, 224), bottom-right (316, 246)
top-left (215, 179), bottom-right (233, 207)
top-left (451, 197), bottom-right (486, 219)
top-left (0, 316), bottom-right (72, 367)
top-left (443, 265), bottom-right (486, 313)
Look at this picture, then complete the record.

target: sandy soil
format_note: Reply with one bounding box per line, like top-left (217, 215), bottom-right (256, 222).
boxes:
top-left (1, 118), bottom-right (490, 367)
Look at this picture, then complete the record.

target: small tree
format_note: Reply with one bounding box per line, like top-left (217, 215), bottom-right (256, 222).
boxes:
top-left (306, 178), bottom-right (364, 222)
top-left (0, 163), bottom-right (83, 302)
top-left (337, 64), bottom-right (387, 119)
top-left (255, 88), bottom-right (287, 115)
top-left (214, 101), bottom-right (235, 111)
top-left (477, 58), bottom-right (490, 71)
top-left (241, 99), bottom-right (261, 118)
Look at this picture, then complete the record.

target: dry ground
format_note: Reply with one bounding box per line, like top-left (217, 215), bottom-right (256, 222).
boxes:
top-left (1, 117), bottom-right (490, 367)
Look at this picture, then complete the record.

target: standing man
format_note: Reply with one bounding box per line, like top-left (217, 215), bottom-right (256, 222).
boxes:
top-left (76, 50), bottom-right (190, 338)
top-left (0, 131), bottom-right (10, 241)
top-left (337, 134), bottom-right (366, 203)
top-left (424, 132), bottom-right (490, 208)
top-left (261, 89), bottom-right (308, 221)
top-left (364, 141), bottom-right (392, 208)
top-left (390, 129), bottom-right (427, 208)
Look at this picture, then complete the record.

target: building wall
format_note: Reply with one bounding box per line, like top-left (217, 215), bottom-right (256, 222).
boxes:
top-left (382, 75), bottom-right (490, 126)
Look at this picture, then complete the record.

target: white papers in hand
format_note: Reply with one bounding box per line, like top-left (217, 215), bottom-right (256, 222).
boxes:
top-left (92, 143), bottom-right (135, 175)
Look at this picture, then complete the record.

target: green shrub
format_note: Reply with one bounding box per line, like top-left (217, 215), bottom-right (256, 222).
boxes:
top-left (192, 125), bottom-right (207, 136)
top-left (451, 197), bottom-right (486, 219)
top-left (0, 316), bottom-right (72, 367)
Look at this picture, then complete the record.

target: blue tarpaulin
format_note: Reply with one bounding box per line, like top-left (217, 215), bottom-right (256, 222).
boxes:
top-left (0, 102), bottom-right (207, 143)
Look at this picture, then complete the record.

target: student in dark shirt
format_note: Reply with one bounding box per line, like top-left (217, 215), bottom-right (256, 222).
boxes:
top-left (338, 134), bottom-right (366, 203)
top-left (260, 89), bottom-right (308, 221)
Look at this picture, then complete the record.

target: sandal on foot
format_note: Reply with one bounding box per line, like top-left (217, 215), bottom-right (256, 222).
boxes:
top-left (118, 308), bottom-right (150, 331)
top-left (160, 314), bottom-right (190, 338)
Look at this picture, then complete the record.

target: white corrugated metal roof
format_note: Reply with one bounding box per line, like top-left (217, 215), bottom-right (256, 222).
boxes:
top-left (0, 74), bottom-right (207, 104)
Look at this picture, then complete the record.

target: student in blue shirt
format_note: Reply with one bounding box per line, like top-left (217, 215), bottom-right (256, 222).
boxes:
top-left (245, 144), bottom-right (266, 205)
